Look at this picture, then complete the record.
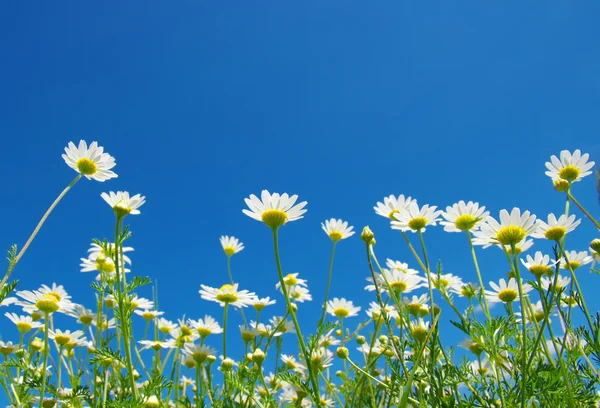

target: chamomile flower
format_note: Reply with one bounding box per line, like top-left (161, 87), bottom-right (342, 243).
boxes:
top-left (561, 250), bottom-right (593, 271)
top-left (521, 251), bottom-right (558, 278)
top-left (220, 236), bottom-right (244, 256)
top-left (190, 315), bottom-right (223, 338)
top-left (240, 325), bottom-right (260, 342)
top-left (281, 354), bottom-right (307, 374)
top-left (532, 214), bottom-right (581, 241)
top-left (62, 140), bottom-right (117, 182)
top-left (485, 278), bottom-right (533, 304)
top-left (15, 290), bottom-right (73, 315)
top-left (441, 201), bottom-right (489, 232)
top-left (473, 208), bottom-right (538, 248)
top-left (318, 329), bottom-right (341, 348)
top-left (139, 339), bottom-right (176, 352)
top-left (494, 238), bottom-right (534, 255)
top-left (243, 190), bottom-right (307, 229)
top-left (321, 218), bottom-right (355, 242)
top-left (157, 318), bottom-right (177, 335)
top-left (410, 318), bottom-right (431, 342)
top-left (541, 275), bottom-right (572, 292)
top-left (310, 348), bottom-right (334, 371)
top-left (366, 302), bottom-right (399, 323)
top-left (171, 320), bottom-right (199, 344)
top-left (326, 298), bottom-right (361, 318)
top-left (199, 284), bottom-right (257, 308)
top-left (275, 273), bottom-right (308, 291)
top-left (430, 273), bottom-right (464, 294)
top-left (385, 259), bottom-right (420, 275)
top-left (91, 317), bottom-right (116, 331)
top-left (5, 312), bottom-right (42, 333)
top-left (183, 344), bottom-right (217, 364)
top-left (469, 358), bottom-right (493, 377)
top-left (129, 296), bottom-right (154, 311)
top-left (134, 309), bottom-right (164, 321)
top-left (404, 294), bottom-right (430, 317)
top-left (251, 297), bottom-right (276, 311)
top-left (289, 286), bottom-right (312, 303)
top-left (269, 316), bottom-right (296, 334)
top-left (68, 305), bottom-right (95, 326)
top-left (48, 329), bottom-right (86, 348)
top-left (374, 194), bottom-right (415, 220)
top-left (391, 202), bottom-right (442, 233)
top-left (365, 269), bottom-right (423, 294)
top-left (545, 149), bottom-right (595, 183)
top-left (250, 321), bottom-right (272, 337)
top-left (87, 242), bottom-right (134, 265)
top-left (0, 341), bottom-right (16, 357)
top-left (101, 191), bottom-right (146, 218)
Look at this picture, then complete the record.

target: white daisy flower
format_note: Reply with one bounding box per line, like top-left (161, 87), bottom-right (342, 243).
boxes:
top-left (275, 273), bottom-right (308, 291)
top-left (365, 269), bottom-right (423, 294)
top-left (403, 294), bottom-right (430, 317)
top-left (545, 149), bottom-right (595, 183)
top-left (374, 194), bottom-right (415, 220)
top-left (138, 339), bottom-right (176, 352)
top-left (469, 358), bottom-right (493, 377)
top-left (183, 344), bottom-right (217, 363)
top-left (391, 202), bottom-right (443, 233)
top-left (0, 341), bottom-right (16, 356)
top-left (243, 190), bottom-right (307, 229)
top-left (269, 316), bottom-right (295, 334)
top-left (532, 214), bottom-right (581, 241)
top-left (541, 275), bottom-right (572, 292)
top-left (473, 208), bottom-right (538, 248)
top-left (15, 289), bottom-right (73, 315)
top-left (289, 286), bottom-right (312, 303)
top-left (410, 318), bottom-right (431, 342)
top-left (521, 251), bottom-right (558, 278)
top-left (48, 329), bottom-right (86, 348)
top-left (134, 309), bottom-right (164, 321)
top-left (430, 273), bottom-right (464, 294)
top-left (157, 318), bottom-right (177, 335)
top-left (91, 317), bottom-right (116, 331)
top-left (68, 305), bottom-right (95, 326)
top-left (190, 315), bottom-right (223, 338)
top-left (220, 235), bottom-right (244, 256)
top-left (366, 302), bottom-right (399, 323)
top-left (87, 242), bottom-right (134, 265)
top-left (171, 321), bottom-right (199, 344)
top-left (199, 284), bottom-right (257, 308)
top-left (310, 348), bottom-right (334, 371)
top-left (441, 201), bottom-right (489, 232)
top-left (280, 354), bottom-right (307, 374)
top-left (101, 191), bottom-right (146, 218)
top-left (326, 298), bottom-right (361, 318)
top-left (250, 321), bottom-right (272, 337)
top-left (5, 312), bottom-right (42, 333)
top-left (62, 140), bottom-right (117, 182)
top-left (79, 257), bottom-right (131, 281)
top-left (318, 329), bottom-right (341, 348)
top-left (560, 250), bottom-right (593, 271)
top-left (240, 325), bottom-right (260, 342)
top-left (129, 296), bottom-right (154, 310)
top-left (251, 297), bottom-right (276, 311)
top-left (321, 218), bottom-right (355, 242)
top-left (485, 278), bottom-right (533, 304)
top-left (385, 259), bottom-right (420, 275)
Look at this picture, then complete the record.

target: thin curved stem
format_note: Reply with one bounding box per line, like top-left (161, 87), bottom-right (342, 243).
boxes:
top-left (319, 241), bottom-right (337, 326)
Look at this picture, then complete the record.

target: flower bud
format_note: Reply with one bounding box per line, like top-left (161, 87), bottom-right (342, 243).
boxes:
top-left (253, 348), bottom-right (266, 365)
top-left (144, 395), bottom-right (160, 408)
top-left (361, 226), bottom-right (375, 245)
top-left (553, 179), bottom-right (570, 192)
top-left (356, 335), bottom-right (366, 345)
top-left (221, 357), bottom-right (235, 371)
top-left (378, 335), bottom-right (388, 345)
top-left (31, 338), bottom-right (43, 352)
top-left (335, 329), bottom-right (342, 337)
top-left (336, 346), bottom-right (349, 360)
top-left (591, 239), bottom-right (600, 254)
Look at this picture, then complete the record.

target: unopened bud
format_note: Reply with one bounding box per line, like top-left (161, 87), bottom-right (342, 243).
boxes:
top-left (144, 395), bottom-right (160, 408)
top-left (590, 239), bottom-right (600, 253)
top-left (336, 346), bottom-right (349, 359)
top-left (253, 348), bottom-right (266, 365)
top-left (553, 179), bottom-right (570, 192)
top-left (221, 357), bottom-right (235, 371)
top-left (356, 335), bottom-right (366, 345)
top-left (31, 338), bottom-right (43, 352)
top-left (361, 226), bottom-right (375, 245)
top-left (378, 335), bottom-right (388, 344)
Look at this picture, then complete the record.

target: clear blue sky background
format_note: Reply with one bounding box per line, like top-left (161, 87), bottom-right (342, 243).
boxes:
top-left (1, 1), bottom-right (600, 400)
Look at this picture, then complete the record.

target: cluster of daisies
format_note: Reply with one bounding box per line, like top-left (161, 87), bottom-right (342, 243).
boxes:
top-left (0, 142), bottom-right (598, 407)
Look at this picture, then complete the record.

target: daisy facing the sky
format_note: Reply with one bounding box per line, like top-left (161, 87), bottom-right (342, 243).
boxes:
top-left (373, 194), bottom-right (415, 220)
top-left (199, 283), bottom-right (257, 308)
top-left (242, 190), bottom-right (307, 229)
top-left (441, 201), bottom-right (489, 233)
top-left (321, 218), bottom-right (355, 242)
top-left (220, 236), bottom-right (244, 257)
top-left (62, 140), bottom-right (118, 182)
top-left (326, 298), bottom-right (361, 318)
top-left (391, 202), bottom-right (443, 233)
top-left (473, 208), bottom-right (538, 248)
top-left (101, 191), bottom-right (146, 218)
top-left (532, 214), bottom-right (581, 241)
top-left (545, 149), bottom-right (595, 184)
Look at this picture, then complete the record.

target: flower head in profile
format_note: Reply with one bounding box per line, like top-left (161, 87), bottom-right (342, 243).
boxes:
top-left (243, 190), bottom-right (307, 229)
top-left (251, 297), bottom-right (276, 311)
top-left (48, 329), bottom-right (86, 349)
top-left (374, 194), bottom-right (415, 220)
top-left (366, 302), bottom-right (399, 323)
top-left (385, 259), bottom-right (420, 275)
top-left (321, 218), bottom-right (355, 242)
top-left (220, 236), bottom-right (244, 257)
top-left (404, 294), bottom-right (430, 317)
top-left (87, 242), bottom-right (134, 266)
top-left (485, 278), bottom-right (533, 304)
top-left (68, 305), bottom-right (95, 326)
top-left (441, 201), bottom-right (489, 232)
top-left (199, 284), bottom-right (256, 308)
top-left (5, 312), bottom-right (43, 333)
top-left (15, 288), bottom-right (74, 315)
top-left (391, 202), bottom-right (442, 233)
top-left (430, 273), bottom-right (464, 295)
top-left (532, 214), bottom-right (580, 241)
top-left (289, 286), bottom-right (312, 303)
top-left (560, 250), bottom-right (593, 271)
top-left (183, 344), bottom-right (217, 364)
top-left (541, 275), bottom-right (571, 293)
top-left (129, 296), bottom-right (154, 311)
top-left (473, 208), bottom-right (537, 248)
top-left (157, 318), bottom-right (177, 335)
top-left (545, 150), bottom-right (595, 184)
top-left (521, 251), bottom-right (558, 278)
top-left (101, 191), bottom-right (146, 218)
top-left (326, 298), bottom-right (361, 318)
top-left (62, 140), bottom-right (117, 182)
top-left (190, 315), bottom-right (223, 338)
top-left (134, 309), bottom-right (164, 321)
top-left (139, 339), bottom-right (176, 352)
top-left (365, 269), bottom-right (423, 295)
top-left (281, 354), bottom-right (307, 374)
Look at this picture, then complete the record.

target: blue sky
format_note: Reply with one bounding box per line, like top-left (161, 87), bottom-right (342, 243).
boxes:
top-left (1, 1), bottom-right (600, 398)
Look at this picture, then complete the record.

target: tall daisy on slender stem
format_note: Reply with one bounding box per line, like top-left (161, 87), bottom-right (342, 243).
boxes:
top-left (319, 219), bottom-right (354, 325)
top-left (441, 201), bottom-right (491, 320)
top-left (101, 190), bottom-right (145, 399)
top-left (219, 235), bottom-right (248, 324)
top-left (0, 140), bottom-right (117, 292)
top-left (243, 190), bottom-right (322, 406)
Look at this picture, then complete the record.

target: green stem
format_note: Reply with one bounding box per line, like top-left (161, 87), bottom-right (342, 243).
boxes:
top-left (39, 312), bottom-right (50, 408)
top-left (223, 303), bottom-right (229, 359)
top-left (319, 241), bottom-right (337, 326)
top-left (467, 232), bottom-right (491, 321)
top-left (568, 191), bottom-right (600, 230)
top-left (0, 174), bottom-right (82, 290)
top-left (271, 227), bottom-right (321, 407)
top-left (508, 243), bottom-right (527, 408)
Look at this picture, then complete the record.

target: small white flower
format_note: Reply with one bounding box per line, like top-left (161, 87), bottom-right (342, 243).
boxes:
top-left (560, 250), bottom-right (593, 271)
top-left (101, 191), bottom-right (146, 217)
top-left (473, 208), bottom-right (538, 248)
top-left (129, 296), bottom-right (154, 310)
top-left (269, 316), bottom-right (295, 334)
top-left (430, 273), bottom-right (464, 294)
top-left (68, 305), bottom-right (95, 326)
top-left (281, 354), bottom-right (307, 374)
top-left (532, 214), bottom-right (580, 241)
top-left (541, 275), bottom-right (571, 292)
top-left (365, 269), bottom-right (423, 294)
top-left (385, 259), bottom-right (420, 275)
top-left (62, 140), bottom-right (117, 181)
top-left (48, 329), bottom-right (86, 347)
top-left (251, 297), bottom-right (276, 311)
top-left (321, 218), bottom-right (355, 241)
top-left (5, 312), bottom-right (42, 333)
top-left (521, 251), bottom-right (558, 278)
top-left (485, 278), bottom-right (533, 304)
top-left (243, 190), bottom-right (307, 229)
top-left (199, 284), bottom-right (257, 308)
top-left (326, 298), bottom-right (361, 318)
top-left (366, 302), bottom-right (399, 323)
top-left (134, 309), bottom-right (164, 321)
top-left (289, 286), bottom-right (312, 303)
top-left (139, 339), bottom-right (176, 351)
top-left (391, 202), bottom-right (443, 233)
top-left (545, 149), bottom-right (595, 183)
top-left (441, 201), bottom-right (489, 232)
top-left (157, 318), bottom-right (177, 334)
top-left (220, 236), bottom-right (244, 256)
top-left (373, 194), bottom-right (415, 220)
top-left (189, 315), bottom-right (223, 337)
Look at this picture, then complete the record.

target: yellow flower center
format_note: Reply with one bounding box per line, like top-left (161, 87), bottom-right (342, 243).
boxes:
top-left (97, 259), bottom-right (115, 273)
top-left (418, 306), bottom-right (430, 317)
top-left (411, 327), bottom-right (428, 342)
top-left (454, 214), bottom-right (478, 231)
top-left (159, 326), bottom-right (172, 334)
top-left (283, 274), bottom-right (298, 286)
top-left (497, 288), bottom-right (518, 303)
top-left (558, 165), bottom-right (580, 182)
top-left (553, 179), bottom-right (570, 192)
top-left (437, 278), bottom-right (449, 289)
top-left (105, 298), bottom-right (117, 308)
top-left (197, 327), bottom-right (212, 337)
top-left (566, 261), bottom-right (581, 271)
top-left (79, 315), bottom-right (94, 326)
top-left (468, 343), bottom-right (484, 356)
top-left (529, 265), bottom-right (552, 278)
top-left (36, 294), bottom-right (60, 314)
top-left (223, 246), bottom-right (236, 256)
top-left (534, 311), bottom-right (545, 322)
top-left (31, 311), bottom-right (43, 321)
top-left (284, 359), bottom-right (297, 369)
top-left (54, 334), bottom-right (71, 346)
top-left (329, 231), bottom-right (343, 242)
top-left (390, 281), bottom-right (408, 292)
top-left (333, 308), bottom-right (349, 318)
top-left (192, 351), bottom-right (210, 363)
top-left (407, 217), bottom-right (428, 231)
top-left (545, 227), bottom-right (566, 241)
top-left (180, 325), bottom-right (193, 337)
top-left (388, 209), bottom-right (400, 220)
top-left (216, 285), bottom-right (238, 303)
top-left (261, 209), bottom-right (288, 229)
top-left (129, 301), bottom-right (139, 310)
top-left (408, 304), bottom-right (422, 316)
top-left (76, 157), bottom-right (97, 175)
top-left (562, 296), bottom-right (577, 307)
top-left (241, 330), bottom-right (257, 342)
top-left (142, 311), bottom-right (156, 321)
top-left (496, 226), bottom-right (527, 246)
top-left (113, 200), bottom-right (132, 218)
top-left (16, 322), bottom-right (32, 333)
